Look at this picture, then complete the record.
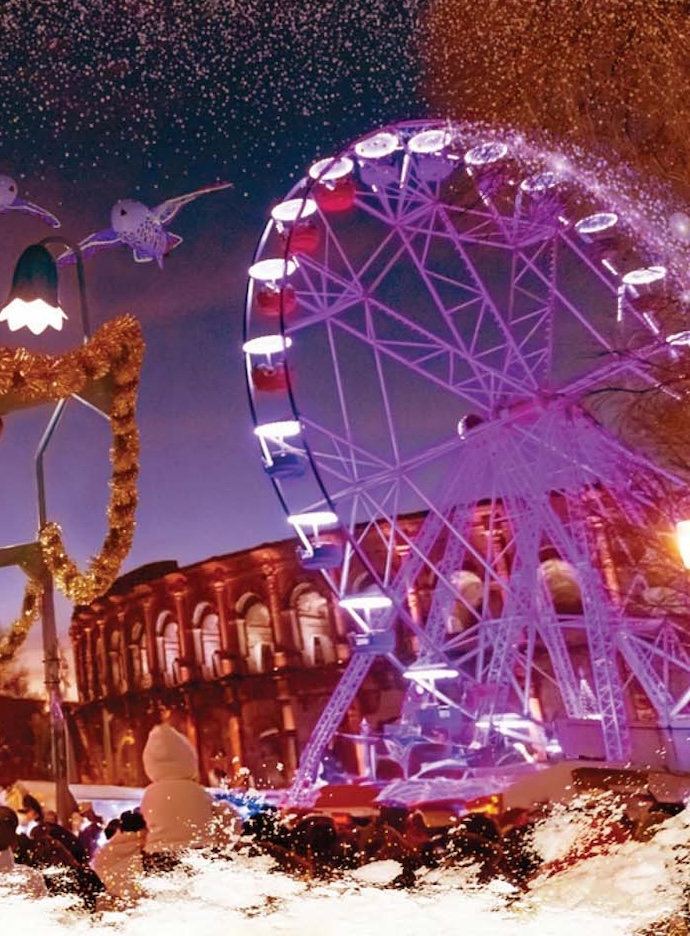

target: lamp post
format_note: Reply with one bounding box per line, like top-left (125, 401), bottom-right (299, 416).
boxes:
top-left (1, 236), bottom-right (92, 826)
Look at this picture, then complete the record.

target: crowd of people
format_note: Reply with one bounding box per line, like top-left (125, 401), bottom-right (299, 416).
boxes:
top-left (0, 722), bottom-right (686, 917)
top-left (240, 791), bottom-right (684, 890)
top-left (0, 722), bottom-right (244, 909)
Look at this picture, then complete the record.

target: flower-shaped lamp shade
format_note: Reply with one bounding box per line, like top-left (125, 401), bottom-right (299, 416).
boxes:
top-left (0, 244), bottom-right (67, 335)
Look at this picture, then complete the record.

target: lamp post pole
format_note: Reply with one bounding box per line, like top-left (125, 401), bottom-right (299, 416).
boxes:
top-left (29, 237), bottom-right (91, 826)
top-left (36, 402), bottom-right (71, 826)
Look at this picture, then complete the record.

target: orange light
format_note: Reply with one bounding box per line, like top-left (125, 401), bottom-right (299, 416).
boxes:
top-left (465, 793), bottom-right (503, 816)
top-left (676, 520), bottom-right (690, 569)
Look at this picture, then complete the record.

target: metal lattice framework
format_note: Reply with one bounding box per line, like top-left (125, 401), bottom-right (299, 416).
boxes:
top-left (243, 119), bottom-right (690, 804)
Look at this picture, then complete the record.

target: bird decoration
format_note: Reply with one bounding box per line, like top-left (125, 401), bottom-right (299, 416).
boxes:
top-left (0, 175), bottom-right (60, 228)
top-left (58, 181), bottom-right (232, 269)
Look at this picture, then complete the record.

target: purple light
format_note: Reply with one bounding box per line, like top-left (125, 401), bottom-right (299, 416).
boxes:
top-left (622, 266), bottom-right (667, 287)
top-left (287, 510), bottom-right (339, 529)
top-left (407, 129), bottom-right (450, 156)
top-left (403, 663), bottom-right (459, 681)
top-left (253, 419), bottom-right (301, 441)
top-left (464, 141), bottom-right (508, 166)
top-left (354, 132), bottom-right (399, 160)
top-left (575, 212), bottom-right (618, 236)
top-left (666, 330), bottom-right (690, 347)
top-left (243, 335), bottom-right (292, 356)
top-left (248, 258), bottom-right (297, 283)
top-left (339, 594), bottom-right (392, 611)
top-left (308, 156), bottom-right (354, 183)
top-left (520, 171), bottom-right (558, 194)
top-left (270, 198), bottom-right (317, 225)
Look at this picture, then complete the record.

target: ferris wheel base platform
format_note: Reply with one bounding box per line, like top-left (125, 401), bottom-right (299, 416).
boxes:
top-left (304, 759), bottom-right (690, 825)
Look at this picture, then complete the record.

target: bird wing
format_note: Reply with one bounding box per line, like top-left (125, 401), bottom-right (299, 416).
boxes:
top-left (57, 228), bottom-right (122, 265)
top-left (153, 181), bottom-right (233, 225)
top-left (9, 198), bottom-right (61, 229)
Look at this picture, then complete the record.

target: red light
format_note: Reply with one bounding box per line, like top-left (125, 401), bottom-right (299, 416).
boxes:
top-left (255, 285), bottom-right (297, 317)
top-left (313, 179), bottom-right (357, 213)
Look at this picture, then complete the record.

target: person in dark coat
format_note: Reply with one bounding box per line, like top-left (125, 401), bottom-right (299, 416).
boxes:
top-left (76, 806), bottom-right (104, 861)
top-left (15, 795), bottom-right (104, 911)
top-left (18, 794), bottom-right (89, 866)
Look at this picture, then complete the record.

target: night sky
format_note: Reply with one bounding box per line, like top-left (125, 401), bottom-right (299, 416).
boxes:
top-left (0, 0), bottom-right (430, 691)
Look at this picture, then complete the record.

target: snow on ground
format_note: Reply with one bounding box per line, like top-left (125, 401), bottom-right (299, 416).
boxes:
top-left (5, 805), bottom-right (690, 936)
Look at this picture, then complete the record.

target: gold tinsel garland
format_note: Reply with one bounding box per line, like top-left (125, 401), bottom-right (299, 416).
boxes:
top-left (0, 315), bottom-right (145, 663)
top-left (0, 580), bottom-right (42, 664)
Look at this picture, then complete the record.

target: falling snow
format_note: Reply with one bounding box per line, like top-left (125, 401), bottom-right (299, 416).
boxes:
top-left (0, 0), bottom-right (426, 191)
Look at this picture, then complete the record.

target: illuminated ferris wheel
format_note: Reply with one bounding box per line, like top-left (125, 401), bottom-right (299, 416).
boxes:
top-left (243, 119), bottom-right (690, 803)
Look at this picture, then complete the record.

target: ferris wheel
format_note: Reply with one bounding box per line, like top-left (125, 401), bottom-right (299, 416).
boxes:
top-left (243, 119), bottom-right (690, 803)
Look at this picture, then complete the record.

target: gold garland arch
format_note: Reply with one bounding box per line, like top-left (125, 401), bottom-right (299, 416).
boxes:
top-left (0, 315), bottom-right (145, 664)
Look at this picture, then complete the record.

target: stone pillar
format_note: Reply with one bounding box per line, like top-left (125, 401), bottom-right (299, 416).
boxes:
top-left (135, 587), bottom-right (163, 686)
top-left (211, 574), bottom-right (240, 674)
top-left (228, 711), bottom-right (244, 773)
top-left (85, 624), bottom-right (99, 700)
top-left (110, 597), bottom-right (132, 693)
top-left (70, 615), bottom-right (93, 701)
top-left (94, 614), bottom-right (111, 698)
top-left (211, 577), bottom-right (231, 652)
top-left (102, 708), bottom-right (115, 784)
top-left (166, 574), bottom-right (196, 681)
top-left (70, 627), bottom-right (84, 702)
top-left (262, 564), bottom-right (290, 648)
top-left (223, 684), bottom-right (245, 778)
top-left (275, 675), bottom-right (298, 780)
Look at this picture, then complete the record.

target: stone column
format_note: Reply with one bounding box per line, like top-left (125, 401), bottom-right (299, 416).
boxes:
top-left (94, 613), bottom-right (111, 699)
top-left (110, 596), bottom-right (132, 693)
top-left (275, 675), bottom-right (298, 780)
top-left (134, 586), bottom-right (163, 686)
top-left (166, 574), bottom-right (196, 681)
top-left (262, 564), bottom-right (290, 648)
top-left (223, 685), bottom-right (245, 778)
top-left (211, 576), bottom-right (239, 675)
top-left (102, 708), bottom-right (115, 784)
top-left (70, 614), bottom-right (93, 701)
top-left (85, 624), bottom-right (99, 700)
top-left (70, 627), bottom-right (85, 702)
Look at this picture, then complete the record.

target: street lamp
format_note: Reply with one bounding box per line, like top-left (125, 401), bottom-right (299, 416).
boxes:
top-left (0, 236), bottom-right (91, 339)
top-left (0, 236), bottom-right (93, 826)
top-left (676, 520), bottom-right (690, 570)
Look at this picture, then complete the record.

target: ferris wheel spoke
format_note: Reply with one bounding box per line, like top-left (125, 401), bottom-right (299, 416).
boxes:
top-left (301, 417), bottom-right (463, 503)
top-left (435, 205), bottom-right (549, 396)
top-left (317, 301), bottom-right (539, 412)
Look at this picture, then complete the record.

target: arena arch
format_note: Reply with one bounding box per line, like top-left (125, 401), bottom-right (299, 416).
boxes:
top-left (236, 594), bottom-right (274, 674)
